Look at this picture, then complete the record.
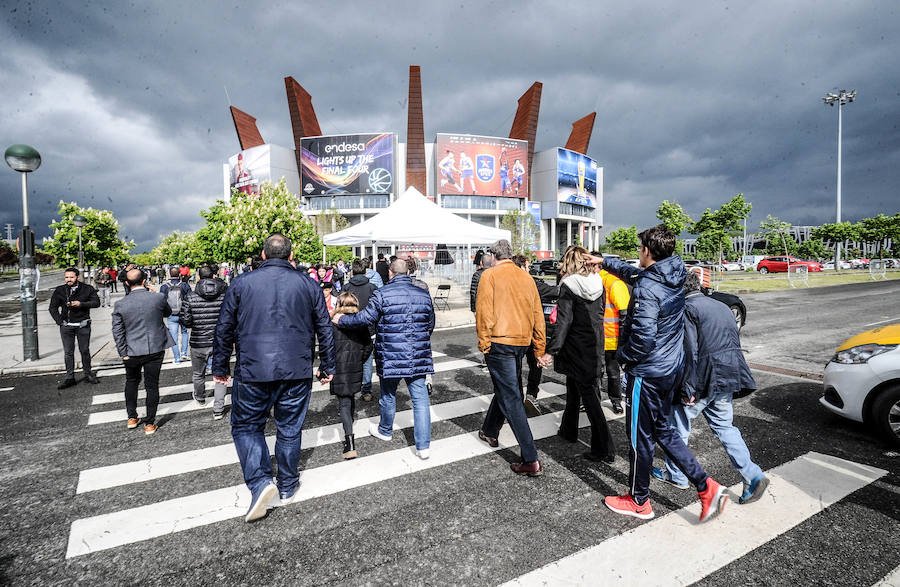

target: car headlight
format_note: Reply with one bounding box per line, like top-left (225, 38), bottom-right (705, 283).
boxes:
top-left (832, 344), bottom-right (898, 364)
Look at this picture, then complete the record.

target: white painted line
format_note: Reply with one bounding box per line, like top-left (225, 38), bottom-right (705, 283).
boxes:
top-left (749, 368), bottom-right (823, 385)
top-left (87, 396), bottom-right (232, 425)
top-left (0, 386), bottom-right (14, 392)
top-left (67, 406), bottom-right (605, 558)
top-left (872, 563), bottom-right (900, 587)
top-left (864, 316), bottom-right (900, 327)
top-left (434, 323), bottom-right (475, 332)
top-left (76, 384), bottom-right (579, 494)
top-left (503, 452), bottom-right (887, 586)
top-left (99, 360), bottom-right (193, 377)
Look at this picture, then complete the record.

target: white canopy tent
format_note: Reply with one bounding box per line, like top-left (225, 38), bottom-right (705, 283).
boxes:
top-left (322, 186), bottom-right (511, 246)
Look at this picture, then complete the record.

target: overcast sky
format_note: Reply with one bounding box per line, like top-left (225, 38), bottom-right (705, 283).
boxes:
top-left (2, 1), bottom-right (898, 251)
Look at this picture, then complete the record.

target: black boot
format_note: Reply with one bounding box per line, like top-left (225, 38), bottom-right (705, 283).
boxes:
top-left (342, 434), bottom-right (358, 460)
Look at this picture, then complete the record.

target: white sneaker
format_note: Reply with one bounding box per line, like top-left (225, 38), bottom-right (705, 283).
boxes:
top-left (369, 422), bottom-right (392, 442)
top-left (416, 448), bottom-right (430, 460)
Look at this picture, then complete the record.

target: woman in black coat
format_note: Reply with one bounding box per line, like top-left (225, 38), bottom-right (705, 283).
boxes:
top-left (541, 246), bottom-right (615, 463)
top-left (327, 292), bottom-right (373, 460)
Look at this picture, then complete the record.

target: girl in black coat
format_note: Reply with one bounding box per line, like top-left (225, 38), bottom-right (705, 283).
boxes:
top-left (329, 292), bottom-right (374, 460)
top-left (542, 245), bottom-right (615, 462)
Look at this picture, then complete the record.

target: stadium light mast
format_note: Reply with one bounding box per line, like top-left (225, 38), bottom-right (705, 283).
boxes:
top-left (822, 89), bottom-right (856, 270)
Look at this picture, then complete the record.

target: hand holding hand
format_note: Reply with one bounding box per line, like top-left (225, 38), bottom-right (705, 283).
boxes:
top-left (319, 373), bottom-right (334, 384)
top-left (122, 356), bottom-right (130, 362)
top-left (213, 375), bottom-right (231, 385)
top-left (331, 314), bottom-right (341, 324)
top-left (537, 353), bottom-right (553, 368)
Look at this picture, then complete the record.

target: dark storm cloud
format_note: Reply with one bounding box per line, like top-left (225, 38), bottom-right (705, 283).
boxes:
top-left (1, 1), bottom-right (898, 250)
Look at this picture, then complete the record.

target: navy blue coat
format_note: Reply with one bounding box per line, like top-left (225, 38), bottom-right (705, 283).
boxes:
top-left (682, 291), bottom-right (756, 400)
top-left (338, 274), bottom-right (435, 379)
top-left (603, 255), bottom-right (687, 378)
top-left (212, 258), bottom-right (335, 382)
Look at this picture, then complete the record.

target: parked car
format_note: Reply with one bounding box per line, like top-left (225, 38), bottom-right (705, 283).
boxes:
top-left (719, 261), bottom-right (744, 271)
top-left (530, 259), bottom-right (559, 276)
top-left (756, 256), bottom-right (823, 274)
top-left (848, 258), bottom-right (870, 269)
top-left (823, 260), bottom-right (852, 270)
top-left (821, 322), bottom-right (900, 446)
top-left (625, 259), bottom-right (641, 268)
top-left (701, 287), bottom-right (747, 331)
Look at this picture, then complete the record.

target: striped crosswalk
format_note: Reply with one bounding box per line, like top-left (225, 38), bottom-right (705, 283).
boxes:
top-left (64, 351), bottom-right (898, 585)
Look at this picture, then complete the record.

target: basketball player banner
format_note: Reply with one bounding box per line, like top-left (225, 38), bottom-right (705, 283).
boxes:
top-left (557, 147), bottom-right (598, 209)
top-left (435, 133), bottom-right (528, 198)
top-left (228, 145), bottom-right (271, 196)
top-left (300, 133), bottom-right (395, 196)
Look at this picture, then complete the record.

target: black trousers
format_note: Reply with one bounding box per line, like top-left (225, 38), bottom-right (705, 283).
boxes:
top-left (60, 324), bottom-right (92, 378)
top-left (124, 351), bottom-right (165, 424)
top-left (603, 350), bottom-right (623, 400)
top-left (517, 342), bottom-right (542, 398)
top-left (338, 395), bottom-right (356, 436)
top-left (559, 376), bottom-right (614, 459)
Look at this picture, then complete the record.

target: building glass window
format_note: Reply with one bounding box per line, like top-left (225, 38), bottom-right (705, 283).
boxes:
top-left (559, 202), bottom-right (593, 218)
top-left (362, 195), bottom-right (390, 208)
top-left (498, 197), bottom-right (524, 211)
top-left (441, 195), bottom-right (469, 208)
top-left (471, 196), bottom-right (497, 210)
top-left (334, 196), bottom-right (361, 209)
top-left (307, 197), bottom-right (332, 210)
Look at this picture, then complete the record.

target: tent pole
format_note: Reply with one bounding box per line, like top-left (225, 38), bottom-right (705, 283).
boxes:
top-left (322, 244), bottom-right (326, 264)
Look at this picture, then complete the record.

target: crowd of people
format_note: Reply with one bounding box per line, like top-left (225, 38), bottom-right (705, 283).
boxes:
top-left (48, 225), bottom-right (767, 525)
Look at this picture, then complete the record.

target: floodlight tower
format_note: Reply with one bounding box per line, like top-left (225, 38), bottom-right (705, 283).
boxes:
top-left (822, 89), bottom-right (856, 270)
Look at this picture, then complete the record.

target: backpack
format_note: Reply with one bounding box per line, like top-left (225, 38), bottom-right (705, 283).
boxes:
top-left (166, 284), bottom-right (183, 313)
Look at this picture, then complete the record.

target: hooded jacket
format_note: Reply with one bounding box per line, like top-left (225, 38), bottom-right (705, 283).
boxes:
top-left (545, 273), bottom-right (606, 380)
top-left (344, 274), bottom-right (377, 336)
top-left (179, 278), bottom-right (228, 348)
top-left (328, 305), bottom-right (374, 397)
top-left (603, 255), bottom-right (687, 378)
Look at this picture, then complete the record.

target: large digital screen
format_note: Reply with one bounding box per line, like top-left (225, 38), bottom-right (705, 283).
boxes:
top-left (300, 133), bottom-right (395, 196)
top-left (557, 147), bottom-right (598, 209)
top-left (435, 134), bottom-right (528, 198)
top-left (228, 145), bottom-right (271, 196)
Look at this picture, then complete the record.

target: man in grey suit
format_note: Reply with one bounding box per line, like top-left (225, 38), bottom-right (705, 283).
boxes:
top-left (112, 268), bottom-right (175, 435)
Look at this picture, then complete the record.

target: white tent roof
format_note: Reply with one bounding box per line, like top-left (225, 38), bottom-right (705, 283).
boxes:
top-left (322, 186), bottom-right (511, 246)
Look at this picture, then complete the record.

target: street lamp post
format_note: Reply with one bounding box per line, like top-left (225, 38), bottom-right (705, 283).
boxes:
top-left (822, 89), bottom-right (856, 271)
top-left (73, 214), bottom-right (86, 281)
top-left (4, 144), bottom-right (41, 361)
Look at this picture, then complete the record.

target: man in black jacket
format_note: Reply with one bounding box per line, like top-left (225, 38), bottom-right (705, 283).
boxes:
top-left (180, 265), bottom-right (229, 419)
top-left (375, 253), bottom-right (389, 286)
top-left (512, 255), bottom-right (558, 416)
top-left (345, 259), bottom-right (377, 401)
top-left (49, 268), bottom-right (100, 388)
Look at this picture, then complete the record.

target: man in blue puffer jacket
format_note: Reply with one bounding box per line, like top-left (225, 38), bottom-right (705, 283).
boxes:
top-left (593, 225), bottom-right (728, 524)
top-left (335, 258), bottom-right (436, 459)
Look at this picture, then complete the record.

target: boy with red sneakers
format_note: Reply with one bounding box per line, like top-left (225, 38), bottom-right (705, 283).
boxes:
top-left (590, 225), bottom-right (728, 523)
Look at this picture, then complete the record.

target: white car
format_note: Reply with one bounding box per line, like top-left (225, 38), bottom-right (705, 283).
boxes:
top-left (823, 260), bottom-right (852, 270)
top-left (821, 323), bottom-right (900, 445)
top-left (720, 261), bottom-right (744, 271)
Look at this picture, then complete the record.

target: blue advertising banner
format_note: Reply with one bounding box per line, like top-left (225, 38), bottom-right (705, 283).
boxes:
top-left (557, 148), bottom-right (598, 209)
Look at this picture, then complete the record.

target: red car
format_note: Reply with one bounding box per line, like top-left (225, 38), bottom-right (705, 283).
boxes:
top-left (757, 256), bottom-right (823, 274)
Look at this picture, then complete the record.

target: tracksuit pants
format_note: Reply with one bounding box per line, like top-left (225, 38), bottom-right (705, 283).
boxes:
top-left (624, 370), bottom-right (709, 505)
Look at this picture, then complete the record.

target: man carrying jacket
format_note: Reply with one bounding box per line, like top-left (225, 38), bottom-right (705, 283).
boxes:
top-left (335, 258), bottom-right (436, 460)
top-left (653, 271), bottom-right (769, 504)
top-left (592, 225), bottom-right (728, 523)
top-left (213, 234), bottom-right (335, 522)
top-left (345, 259), bottom-right (377, 401)
top-left (179, 265), bottom-right (229, 419)
top-left (49, 268), bottom-right (100, 388)
top-left (476, 240), bottom-right (548, 476)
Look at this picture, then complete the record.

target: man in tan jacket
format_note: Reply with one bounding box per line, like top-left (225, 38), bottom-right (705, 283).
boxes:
top-left (476, 239), bottom-right (549, 476)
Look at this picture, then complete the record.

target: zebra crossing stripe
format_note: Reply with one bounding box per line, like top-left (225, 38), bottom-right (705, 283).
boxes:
top-left (76, 383), bottom-right (579, 494)
top-left (872, 564), bottom-right (900, 587)
top-left (66, 407), bottom-right (599, 558)
top-left (502, 452), bottom-right (887, 586)
top-left (88, 355), bottom-right (471, 406)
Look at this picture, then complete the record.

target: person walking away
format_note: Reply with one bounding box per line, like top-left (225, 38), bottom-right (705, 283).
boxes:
top-left (591, 225), bottom-right (728, 522)
top-left (95, 267), bottom-right (113, 308)
top-left (179, 265), bottom-right (229, 419)
top-left (476, 240), bottom-right (549, 476)
top-left (512, 254), bottom-right (558, 416)
top-left (653, 271), bottom-right (769, 504)
top-left (365, 257), bottom-right (384, 289)
top-left (160, 267), bottom-right (191, 363)
top-left (335, 258), bottom-right (435, 459)
top-left (109, 266), bottom-right (118, 292)
top-left (213, 234), bottom-right (335, 522)
top-left (541, 246), bottom-right (615, 463)
top-left (119, 263), bottom-right (133, 294)
top-left (407, 257), bottom-right (435, 395)
top-left (326, 292), bottom-right (373, 460)
top-left (179, 264), bottom-right (191, 284)
top-left (375, 253), bottom-right (389, 285)
top-left (598, 257), bottom-right (629, 415)
top-left (49, 268), bottom-right (100, 388)
top-left (111, 268), bottom-right (175, 435)
top-left (345, 259), bottom-right (377, 402)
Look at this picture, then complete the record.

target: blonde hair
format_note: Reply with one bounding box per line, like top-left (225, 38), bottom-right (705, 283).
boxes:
top-left (330, 291), bottom-right (360, 318)
top-left (558, 245), bottom-right (591, 278)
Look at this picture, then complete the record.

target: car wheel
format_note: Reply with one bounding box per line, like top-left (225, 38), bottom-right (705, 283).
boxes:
top-left (730, 305), bottom-right (744, 331)
top-left (759, 267), bottom-right (769, 274)
top-left (538, 270), bottom-right (544, 276)
top-left (871, 385), bottom-right (900, 447)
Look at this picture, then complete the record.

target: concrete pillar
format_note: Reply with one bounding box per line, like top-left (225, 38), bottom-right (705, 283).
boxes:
top-left (566, 221), bottom-right (572, 248)
top-left (550, 219), bottom-right (557, 257)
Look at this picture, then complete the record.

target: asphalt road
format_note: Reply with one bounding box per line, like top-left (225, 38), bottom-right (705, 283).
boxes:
top-left (0, 281), bottom-right (898, 586)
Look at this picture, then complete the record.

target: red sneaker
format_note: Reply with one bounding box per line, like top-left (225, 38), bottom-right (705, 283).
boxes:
top-left (604, 494), bottom-right (654, 520)
top-left (698, 477), bottom-right (728, 523)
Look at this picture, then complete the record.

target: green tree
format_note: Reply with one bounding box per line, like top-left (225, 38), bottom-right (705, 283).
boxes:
top-left (858, 214), bottom-right (896, 258)
top-left (797, 239), bottom-right (831, 260)
top-left (311, 208), bottom-right (352, 263)
top-left (605, 225), bottom-right (639, 255)
top-left (758, 215), bottom-right (798, 256)
top-left (44, 201), bottom-right (134, 268)
top-left (656, 200), bottom-right (694, 255)
top-left (500, 209), bottom-right (540, 255)
top-left (691, 194), bottom-right (752, 262)
top-left (811, 221), bottom-right (859, 262)
top-left (131, 252), bottom-right (155, 266)
top-left (194, 179), bottom-right (323, 265)
top-left (150, 231), bottom-right (204, 266)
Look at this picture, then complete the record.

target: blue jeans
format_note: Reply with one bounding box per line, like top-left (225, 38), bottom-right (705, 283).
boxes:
top-left (481, 343), bottom-right (539, 463)
top-left (362, 348), bottom-right (374, 393)
top-left (377, 376), bottom-right (431, 450)
top-left (166, 316), bottom-right (189, 360)
top-left (230, 379), bottom-right (311, 496)
top-left (665, 390), bottom-right (763, 486)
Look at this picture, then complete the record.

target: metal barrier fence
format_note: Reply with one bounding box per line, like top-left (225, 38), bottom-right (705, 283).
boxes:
top-left (869, 259), bottom-right (888, 280)
top-left (788, 265), bottom-right (809, 288)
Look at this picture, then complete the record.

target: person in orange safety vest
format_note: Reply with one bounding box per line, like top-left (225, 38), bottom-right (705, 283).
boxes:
top-left (599, 268), bottom-right (629, 414)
